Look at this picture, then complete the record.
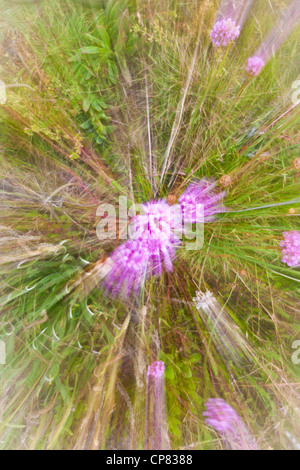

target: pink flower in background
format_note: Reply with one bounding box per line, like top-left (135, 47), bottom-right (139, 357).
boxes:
top-left (246, 1), bottom-right (300, 76)
top-left (245, 56), bottom-right (265, 76)
top-left (280, 231), bottom-right (300, 267)
top-left (145, 361), bottom-right (169, 450)
top-left (210, 18), bottom-right (240, 48)
top-left (204, 398), bottom-right (259, 450)
top-left (210, 1), bottom-right (253, 47)
top-left (178, 179), bottom-right (227, 224)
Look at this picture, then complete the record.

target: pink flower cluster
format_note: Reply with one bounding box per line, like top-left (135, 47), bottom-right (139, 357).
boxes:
top-left (178, 179), bottom-right (227, 224)
top-left (147, 361), bottom-right (165, 378)
top-left (245, 56), bottom-right (265, 76)
top-left (103, 201), bottom-right (181, 297)
top-left (204, 398), bottom-right (238, 433)
top-left (103, 180), bottom-right (226, 298)
top-left (204, 398), bottom-right (258, 450)
top-left (280, 230), bottom-right (300, 267)
top-left (210, 18), bottom-right (240, 48)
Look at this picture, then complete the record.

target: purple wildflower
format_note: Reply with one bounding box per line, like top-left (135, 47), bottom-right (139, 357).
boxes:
top-left (246, 2), bottom-right (300, 75)
top-left (103, 237), bottom-right (180, 298)
top-left (178, 179), bottom-right (227, 224)
top-left (204, 398), bottom-right (258, 450)
top-left (210, 18), bottom-right (240, 48)
top-left (216, 0), bottom-right (254, 31)
top-left (245, 56), bottom-right (265, 77)
top-left (129, 201), bottom-right (182, 272)
top-left (104, 183), bottom-right (225, 298)
top-left (280, 231), bottom-right (300, 267)
top-left (147, 360), bottom-right (165, 378)
top-left (104, 201), bottom-right (182, 297)
top-left (145, 361), bottom-right (169, 450)
top-left (130, 200), bottom-right (182, 244)
top-left (103, 239), bottom-right (149, 297)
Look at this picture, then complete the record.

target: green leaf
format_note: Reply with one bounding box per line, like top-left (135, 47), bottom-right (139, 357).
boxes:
top-left (165, 366), bottom-right (175, 380)
top-left (115, 53), bottom-right (132, 85)
top-left (108, 61), bottom-right (118, 83)
top-left (83, 96), bottom-right (92, 112)
top-left (97, 25), bottom-right (111, 49)
top-left (183, 366), bottom-right (192, 378)
top-left (80, 120), bottom-right (91, 129)
top-left (84, 33), bottom-right (103, 47)
top-left (92, 101), bottom-right (102, 112)
top-left (190, 353), bottom-right (202, 363)
top-left (80, 46), bottom-right (101, 55)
